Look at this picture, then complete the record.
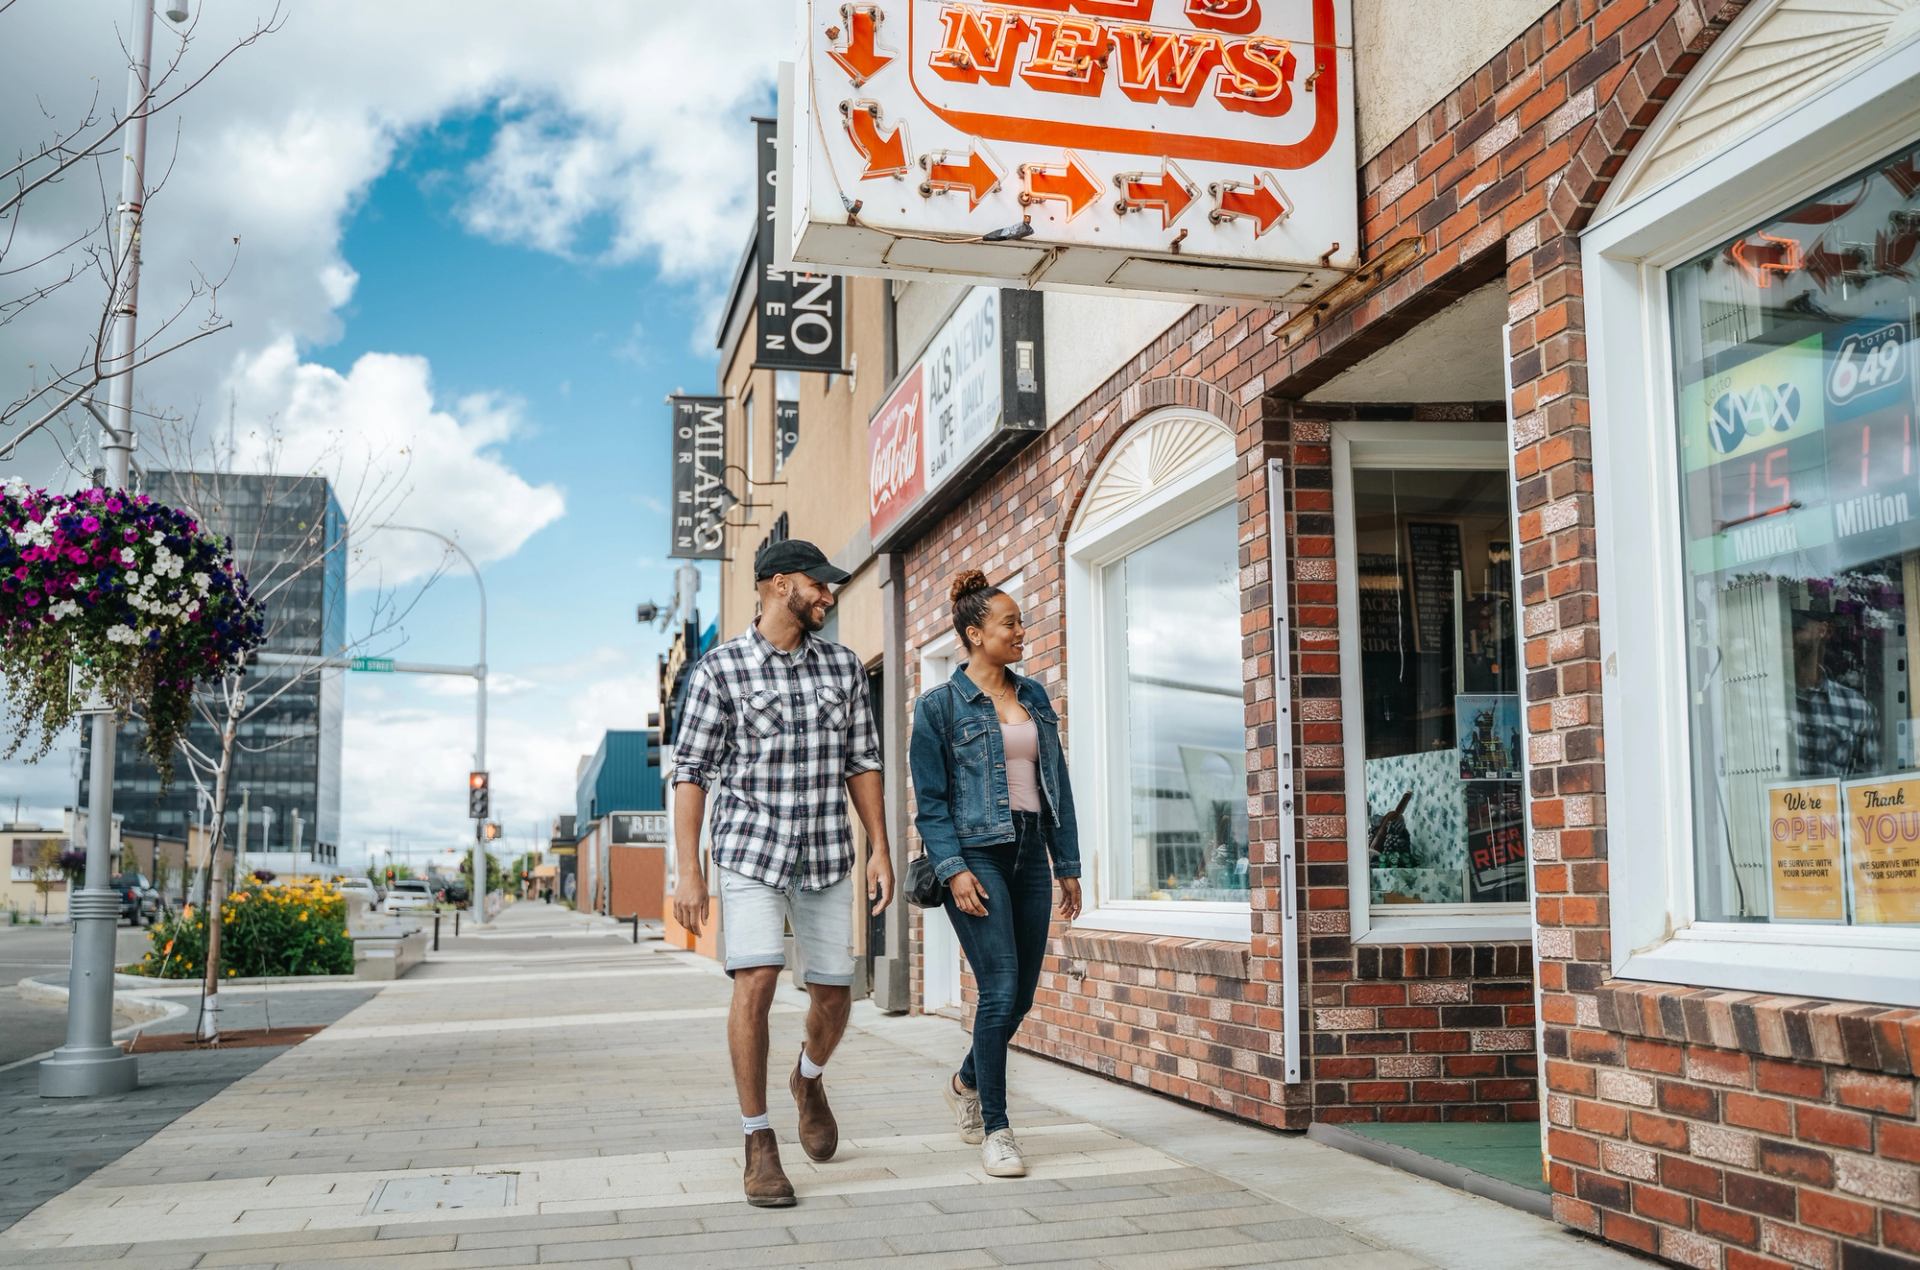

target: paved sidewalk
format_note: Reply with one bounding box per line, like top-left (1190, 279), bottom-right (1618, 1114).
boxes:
top-left (0, 903), bottom-right (1644, 1269)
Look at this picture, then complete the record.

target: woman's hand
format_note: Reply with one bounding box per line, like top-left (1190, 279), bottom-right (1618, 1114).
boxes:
top-left (1057, 877), bottom-right (1082, 921)
top-left (948, 869), bottom-right (989, 917)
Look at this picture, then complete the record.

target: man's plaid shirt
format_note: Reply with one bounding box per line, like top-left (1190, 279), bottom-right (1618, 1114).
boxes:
top-left (671, 624), bottom-right (882, 891)
top-left (1795, 677), bottom-right (1881, 779)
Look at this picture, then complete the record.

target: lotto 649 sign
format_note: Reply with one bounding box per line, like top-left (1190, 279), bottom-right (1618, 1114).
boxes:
top-left (788, 0), bottom-right (1357, 301)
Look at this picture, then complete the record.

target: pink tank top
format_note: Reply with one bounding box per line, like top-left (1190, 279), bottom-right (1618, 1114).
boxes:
top-left (1001, 718), bottom-right (1042, 813)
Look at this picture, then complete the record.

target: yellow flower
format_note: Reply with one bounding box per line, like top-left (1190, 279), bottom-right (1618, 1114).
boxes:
top-left (226, 968), bottom-right (236, 976)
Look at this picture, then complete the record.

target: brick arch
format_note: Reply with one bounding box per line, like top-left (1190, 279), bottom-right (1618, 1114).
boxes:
top-left (1053, 372), bottom-right (1244, 547)
top-left (1545, 0), bottom-right (1754, 234)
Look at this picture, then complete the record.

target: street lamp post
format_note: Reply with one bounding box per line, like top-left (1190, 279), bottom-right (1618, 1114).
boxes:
top-left (374, 524), bottom-right (489, 925)
top-left (41, 0), bottom-right (181, 1098)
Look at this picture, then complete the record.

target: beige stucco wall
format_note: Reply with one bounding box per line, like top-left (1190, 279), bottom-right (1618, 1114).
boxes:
top-left (717, 275), bottom-right (889, 666)
top-left (1353, 0), bottom-right (1557, 161)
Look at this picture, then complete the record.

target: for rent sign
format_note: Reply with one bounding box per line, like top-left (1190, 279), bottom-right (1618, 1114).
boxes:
top-left (788, 0), bottom-right (1356, 302)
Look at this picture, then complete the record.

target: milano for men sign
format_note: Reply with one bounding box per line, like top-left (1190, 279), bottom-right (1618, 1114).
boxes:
top-left (669, 395), bottom-right (727, 560)
top-left (756, 117), bottom-right (844, 373)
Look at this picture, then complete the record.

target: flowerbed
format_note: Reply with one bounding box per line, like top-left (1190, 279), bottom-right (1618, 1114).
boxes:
top-left (0, 479), bottom-right (264, 776)
top-left (139, 877), bottom-right (353, 979)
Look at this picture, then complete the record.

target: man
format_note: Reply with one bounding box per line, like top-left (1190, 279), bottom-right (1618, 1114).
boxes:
top-left (1791, 595), bottom-right (1880, 779)
top-left (671, 538), bottom-right (894, 1209)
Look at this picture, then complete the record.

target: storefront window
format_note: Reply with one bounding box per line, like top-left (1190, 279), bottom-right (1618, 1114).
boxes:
top-left (1351, 466), bottom-right (1524, 908)
top-left (1102, 504), bottom-right (1248, 902)
top-left (1671, 139), bottom-right (1920, 927)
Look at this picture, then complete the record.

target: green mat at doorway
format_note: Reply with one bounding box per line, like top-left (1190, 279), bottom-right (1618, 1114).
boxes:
top-left (1308, 1119), bottom-right (1550, 1216)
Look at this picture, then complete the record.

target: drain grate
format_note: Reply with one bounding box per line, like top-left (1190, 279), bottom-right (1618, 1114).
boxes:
top-left (366, 1173), bottom-right (517, 1214)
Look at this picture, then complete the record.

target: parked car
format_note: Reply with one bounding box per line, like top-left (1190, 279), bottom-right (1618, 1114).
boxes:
top-left (336, 877), bottom-right (379, 910)
top-left (110, 873), bottom-right (161, 926)
top-left (384, 878), bottom-right (435, 915)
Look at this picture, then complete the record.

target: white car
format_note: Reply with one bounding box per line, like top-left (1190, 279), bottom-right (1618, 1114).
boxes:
top-left (384, 878), bottom-right (435, 915)
top-left (336, 877), bottom-right (379, 909)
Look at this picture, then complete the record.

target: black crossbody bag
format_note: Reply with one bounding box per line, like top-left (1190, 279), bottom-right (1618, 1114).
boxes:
top-left (904, 853), bottom-right (945, 908)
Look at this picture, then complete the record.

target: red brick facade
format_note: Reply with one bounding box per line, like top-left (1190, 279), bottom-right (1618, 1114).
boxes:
top-left (898, 1), bottom-right (1920, 1265)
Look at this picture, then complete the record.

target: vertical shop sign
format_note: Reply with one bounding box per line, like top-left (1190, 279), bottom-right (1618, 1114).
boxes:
top-left (669, 396), bottom-right (727, 560)
top-left (1844, 774), bottom-right (1920, 925)
top-left (756, 118), bottom-right (844, 372)
top-left (869, 363), bottom-right (926, 542)
top-left (1765, 780), bottom-right (1845, 921)
top-left (1406, 522), bottom-right (1463, 653)
top-left (775, 399), bottom-right (800, 472)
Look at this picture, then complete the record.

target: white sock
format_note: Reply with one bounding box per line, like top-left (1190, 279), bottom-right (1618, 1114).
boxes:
top-left (799, 1049), bottom-right (826, 1080)
top-left (742, 1113), bottom-right (770, 1135)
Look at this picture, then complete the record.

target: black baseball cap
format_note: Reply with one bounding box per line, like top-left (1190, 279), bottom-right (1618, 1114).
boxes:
top-left (754, 538), bottom-right (851, 585)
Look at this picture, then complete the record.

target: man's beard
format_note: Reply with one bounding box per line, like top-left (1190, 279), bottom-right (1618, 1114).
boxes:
top-left (788, 588), bottom-right (825, 633)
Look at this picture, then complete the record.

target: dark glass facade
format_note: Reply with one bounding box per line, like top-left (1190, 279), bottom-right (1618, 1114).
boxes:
top-left (78, 472), bottom-right (346, 864)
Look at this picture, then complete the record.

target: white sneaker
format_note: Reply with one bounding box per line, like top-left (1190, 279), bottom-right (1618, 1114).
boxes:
top-left (944, 1076), bottom-right (984, 1145)
top-left (982, 1128), bottom-right (1027, 1178)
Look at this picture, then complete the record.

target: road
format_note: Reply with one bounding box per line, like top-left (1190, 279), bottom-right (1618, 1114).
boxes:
top-left (0, 922), bottom-right (156, 1068)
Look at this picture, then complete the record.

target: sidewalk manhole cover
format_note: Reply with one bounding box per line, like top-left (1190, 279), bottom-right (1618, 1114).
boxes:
top-left (367, 1173), bottom-right (516, 1214)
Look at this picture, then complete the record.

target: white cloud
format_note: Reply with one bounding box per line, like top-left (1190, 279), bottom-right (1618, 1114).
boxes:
top-left (225, 338), bottom-right (566, 587)
top-left (340, 648), bottom-right (659, 862)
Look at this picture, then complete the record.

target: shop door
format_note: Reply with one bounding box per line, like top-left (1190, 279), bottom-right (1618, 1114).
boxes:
top-left (1335, 424), bottom-right (1529, 935)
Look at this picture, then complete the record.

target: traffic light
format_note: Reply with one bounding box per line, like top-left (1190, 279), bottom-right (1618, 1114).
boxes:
top-left (483, 821), bottom-right (501, 841)
top-left (468, 771), bottom-right (489, 819)
top-left (385, 867), bottom-right (395, 885)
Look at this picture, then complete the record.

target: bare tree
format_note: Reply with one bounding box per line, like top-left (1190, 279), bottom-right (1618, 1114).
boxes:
top-left (132, 417), bottom-right (443, 1037)
top-left (0, 3), bottom-right (284, 475)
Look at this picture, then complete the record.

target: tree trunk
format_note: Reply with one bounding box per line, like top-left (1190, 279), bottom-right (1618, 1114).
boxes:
top-left (196, 696), bottom-right (240, 1043)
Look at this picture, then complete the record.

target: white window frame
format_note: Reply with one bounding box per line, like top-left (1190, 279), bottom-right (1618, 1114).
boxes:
top-left (1332, 421), bottom-right (1533, 945)
top-left (1066, 416), bottom-right (1249, 942)
top-left (1588, 49), bottom-right (1920, 1007)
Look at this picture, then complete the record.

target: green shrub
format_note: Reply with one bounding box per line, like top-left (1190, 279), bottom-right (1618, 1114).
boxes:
top-left (140, 876), bottom-right (352, 979)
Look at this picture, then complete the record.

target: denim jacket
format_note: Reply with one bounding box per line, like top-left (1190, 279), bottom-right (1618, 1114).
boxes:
top-left (909, 664), bottom-right (1081, 884)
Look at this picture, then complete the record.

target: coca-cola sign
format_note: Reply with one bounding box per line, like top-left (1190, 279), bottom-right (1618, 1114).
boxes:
top-left (869, 363), bottom-right (926, 541)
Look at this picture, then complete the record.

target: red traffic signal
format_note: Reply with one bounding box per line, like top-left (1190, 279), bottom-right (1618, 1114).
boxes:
top-left (468, 770), bottom-right (490, 819)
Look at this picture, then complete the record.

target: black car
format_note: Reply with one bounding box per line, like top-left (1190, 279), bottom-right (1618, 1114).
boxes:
top-left (110, 873), bottom-right (161, 926)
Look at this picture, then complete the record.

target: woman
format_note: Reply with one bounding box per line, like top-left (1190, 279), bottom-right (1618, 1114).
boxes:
top-left (909, 570), bottom-right (1081, 1178)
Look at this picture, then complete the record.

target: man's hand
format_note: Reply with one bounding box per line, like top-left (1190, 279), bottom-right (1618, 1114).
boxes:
top-left (673, 872), bottom-right (710, 937)
top-left (866, 848), bottom-right (894, 916)
top-left (949, 868), bottom-right (989, 918)
top-left (1057, 877), bottom-right (1082, 922)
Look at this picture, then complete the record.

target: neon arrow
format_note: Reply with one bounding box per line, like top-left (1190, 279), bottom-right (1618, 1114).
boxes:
top-left (827, 6), bottom-right (893, 86)
top-left (844, 100), bottom-right (908, 180)
top-left (1729, 232), bottom-right (1802, 288)
top-left (1019, 152), bottom-right (1100, 220)
top-left (921, 148), bottom-right (1000, 210)
top-left (1115, 161), bottom-right (1196, 228)
top-left (1209, 173), bottom-right (1288, 236)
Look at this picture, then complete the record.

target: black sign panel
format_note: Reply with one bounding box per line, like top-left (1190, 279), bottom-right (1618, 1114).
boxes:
top-left (669, 396), bottom-right (727, 560)
top-left (755, 117), bottom-right (844, 373)
top-left (774, 399), bottom-right (800, 471)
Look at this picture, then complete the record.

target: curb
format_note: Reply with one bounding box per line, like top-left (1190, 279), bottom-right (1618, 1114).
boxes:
top-left (1305, 1123), bottom-right (1554, 1218)
top-left (16, 973), bottom-right (188, 1030)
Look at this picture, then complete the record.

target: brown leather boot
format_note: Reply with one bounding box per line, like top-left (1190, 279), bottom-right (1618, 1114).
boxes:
top-left (789, 1048), bottom-right (839, 1163)
top-left (742, 1128), bottom-right (796, 1208)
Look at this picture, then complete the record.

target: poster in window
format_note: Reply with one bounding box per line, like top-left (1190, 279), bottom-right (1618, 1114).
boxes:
top-left (1764, 779), bottom-right (1846, 922)
top-left (1406, 521), bottom-right (1464, 653)
top-left (1456, 693), bottom-right (1522, 781)
top-left (1843, 773), bottom-right (1920, 926)
top-left (1465, 781), bottom-right (1527, 902)
top-left (1357, 553), bottom-right (1405, 655)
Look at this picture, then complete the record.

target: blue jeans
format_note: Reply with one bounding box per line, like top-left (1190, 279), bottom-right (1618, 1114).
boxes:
top-left (946, 811), bottom-right (1053, 1135)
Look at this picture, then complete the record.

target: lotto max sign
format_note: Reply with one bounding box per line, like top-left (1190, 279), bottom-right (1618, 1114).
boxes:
top-left (1689, 334), bottom-right (1826, 470)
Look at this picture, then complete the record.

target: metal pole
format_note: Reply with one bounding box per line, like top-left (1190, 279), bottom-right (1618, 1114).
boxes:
top-left (42, 0), bottom-right (156, 1097)
top-left (373, 524), bottom-right (488, 926)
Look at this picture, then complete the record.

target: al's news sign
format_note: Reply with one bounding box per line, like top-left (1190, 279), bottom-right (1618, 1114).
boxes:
top-left (789, 0), bottom-right (1356, 302)
top-left (870, 287), bottom-right (1044, 546)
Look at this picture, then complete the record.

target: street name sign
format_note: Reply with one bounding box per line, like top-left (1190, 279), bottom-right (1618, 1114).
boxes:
top-left (788, 0), bottom-right (1357, 302)
top-left (349, 656), bottom-right (394, 673)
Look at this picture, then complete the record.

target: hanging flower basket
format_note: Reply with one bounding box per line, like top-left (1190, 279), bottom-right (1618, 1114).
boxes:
top-left (0, 479), bottom-right (265, 780)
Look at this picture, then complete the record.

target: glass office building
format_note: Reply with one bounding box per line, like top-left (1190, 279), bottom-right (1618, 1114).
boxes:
top-left (78, 471), bottom-right (346, 865)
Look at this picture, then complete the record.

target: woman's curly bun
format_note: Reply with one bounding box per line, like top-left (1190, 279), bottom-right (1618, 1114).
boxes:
top-left (949, 569), bottom-right (991, 604)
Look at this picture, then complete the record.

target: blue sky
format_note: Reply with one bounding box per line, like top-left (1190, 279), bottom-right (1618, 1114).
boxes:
top-left (0, 3), bottom-right (783, 864)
